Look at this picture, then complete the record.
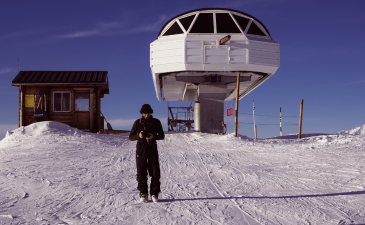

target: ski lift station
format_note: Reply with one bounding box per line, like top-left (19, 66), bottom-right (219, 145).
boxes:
top-left (151, 8), bottom-right (280, 134)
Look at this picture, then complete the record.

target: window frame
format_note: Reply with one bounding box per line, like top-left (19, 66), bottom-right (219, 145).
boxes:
top-left (74, 92), bottom-right (90, 112)
top-left (189, 12), bottom-right (215, 34)
top-left (162, 21), bottom-right (185, 36)
top-left (215, 12), bottom-right (243, 34)
top-left (53, 91), bottom-right (71, 113)
top-left (160, 10), bottom-right (269, 37)
top-left (245, 20), bottom-right (270, 37)
top-left (177, 13), bottom-right (196, 33)
top-left (230, 12), bottom-right (249, 34)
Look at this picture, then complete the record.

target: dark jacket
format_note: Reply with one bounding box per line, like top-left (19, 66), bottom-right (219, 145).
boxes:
top-left (129, 115), bottom-right (165, 144)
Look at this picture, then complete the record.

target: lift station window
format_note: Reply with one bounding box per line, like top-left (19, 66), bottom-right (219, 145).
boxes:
top-left (232, 14), bottom-right (250, 32)
top-left (247, 21), bottom-right (266, 36)
top-left (190, 13), bottom-right (214, 33)
top-left (163, 22), bottom-right (184, 36)
top-left (216, 13), bottom-right (241, 33)
top-left (179, 15), bottom-right (195, 31)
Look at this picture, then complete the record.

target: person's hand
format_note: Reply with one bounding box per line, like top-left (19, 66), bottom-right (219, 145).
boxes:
top-left (139, 131), bottom-right (144, 139)
top-left (146, 133), bottom-right (153, 140)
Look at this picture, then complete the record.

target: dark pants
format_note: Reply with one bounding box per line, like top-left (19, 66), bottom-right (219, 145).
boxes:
top-left (136, 142), bottom-right (161, 195)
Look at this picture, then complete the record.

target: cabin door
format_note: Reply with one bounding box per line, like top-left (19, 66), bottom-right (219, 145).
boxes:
top-left (74, 92), bottom-right (90, 130)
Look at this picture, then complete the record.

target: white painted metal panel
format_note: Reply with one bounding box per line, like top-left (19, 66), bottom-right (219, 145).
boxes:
top-left (204, 45), bottom-right (229, 64)
top-left (152, 49), bottom-right (182, 58)
top-left (230, 48), bottom-right (247, 55)
top-left (151, 41), bottom-right (182, 51)
top-left (152, 63), bottom-right (187, 74)
top-left (230, 48), bottom-right (247, 64)
top-left (186, 49), bottom-right (202, 55)
top-left (203, 40), bottom-right (217, 46)
top-left (186, 56), bottom-right (203, 63)
top-left (229, 41), bottom-right (248, 64)
top-left (163, 76), bottom-right (186, 101)
top-left (230, 56), bottom-right (247, 64)
top-left (151, 40), bottom-right (184, 66)
top-left (249, 57), bottom-right (279, 66)
top-left (230, 41), bottom-right (249, 48)
top-left (186, 41), bottom-right (203, 48)
top-left (248, 40), bottom-right (279, 66)
top-left (186, 41), bottom-right (203, 64)
top-left (151, 56), bottom-right (183, 65)
top-left (249, 41), bottom-right (279, 53)
top-left (250, 50), bottom-right (278, 59)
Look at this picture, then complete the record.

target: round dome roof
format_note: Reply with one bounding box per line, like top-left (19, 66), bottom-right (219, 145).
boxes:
top-left (158, 8), bottom-right (271, 38)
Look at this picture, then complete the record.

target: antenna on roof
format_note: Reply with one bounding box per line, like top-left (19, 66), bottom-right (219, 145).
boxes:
top-left (18, 58), bottom-right (19, 73)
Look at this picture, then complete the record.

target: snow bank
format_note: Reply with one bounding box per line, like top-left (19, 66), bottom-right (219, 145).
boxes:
top-left (4, 121), bottom-right (78, 139)
top-left (267, 133), bottom-right (329, 139)
top-left (0, 123), bottom-right (364, 224)
top-left (339, 124), bottom-right (365, 135)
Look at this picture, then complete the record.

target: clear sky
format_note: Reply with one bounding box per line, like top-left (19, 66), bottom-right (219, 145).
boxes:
top-left (1, 0), bottom-right (364, 138)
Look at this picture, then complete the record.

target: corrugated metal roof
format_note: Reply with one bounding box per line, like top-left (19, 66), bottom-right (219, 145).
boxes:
top-left (12, 71), bottom-right (108, 84)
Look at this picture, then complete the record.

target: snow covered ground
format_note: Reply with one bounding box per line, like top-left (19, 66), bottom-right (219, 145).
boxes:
top-left (0, 121), bottom-right (364, 225)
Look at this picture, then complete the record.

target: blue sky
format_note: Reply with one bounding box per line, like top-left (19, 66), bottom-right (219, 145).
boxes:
top-left (1, 0), bottom-right (364, 138)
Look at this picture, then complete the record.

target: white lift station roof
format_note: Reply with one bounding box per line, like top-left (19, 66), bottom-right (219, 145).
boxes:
top-left (150, 8), bottom-right (280, 102)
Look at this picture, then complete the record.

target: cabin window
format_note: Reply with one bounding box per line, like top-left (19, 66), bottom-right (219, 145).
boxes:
top-left (190, 13), bottom-right (214, 33)
top-left (54, 92), bottom-right (71, 112)
top-left (247, 21), bottom-right (266, 36)
top-left (216, 13), bottom-right (241, 33)
top-left (232, 14), bottom-right (250, 32)
top-left (163, 22), bottom-right (184, 36)
top-left (75, 93), bottom-right (89, 111)
top-left (179, 15), bottom-right (195, 31)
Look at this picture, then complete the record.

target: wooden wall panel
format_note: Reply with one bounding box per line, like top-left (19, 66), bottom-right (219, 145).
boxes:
top-left (74, 112), bottom-right (90, 130)
top-left (22, 86), bottom-right (50, 126)
top-left (49, 114), bottom-right (73, 125)
top-left (15, 85), bottom-right (105, 132)
top-left (99, 116), bottom-right (104, 131)
top-left (20, 86), bottom-right (25, 127)
top-left (71, 90), bottom-right (75, 126)
top-left (97, 88), bottom-right (101, 132)
top-left (89, 89), bottom-right (94, 132)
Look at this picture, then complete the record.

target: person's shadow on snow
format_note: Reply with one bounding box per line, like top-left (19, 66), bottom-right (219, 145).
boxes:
top-left (159, 190), bottom-right (365, 202)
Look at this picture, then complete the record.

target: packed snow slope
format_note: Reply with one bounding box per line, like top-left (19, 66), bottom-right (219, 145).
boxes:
top-left (0, 122), bottom-right (365, 225)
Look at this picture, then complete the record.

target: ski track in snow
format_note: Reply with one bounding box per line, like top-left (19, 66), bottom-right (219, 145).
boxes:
top-left (0, 122), bottom-right (364, 224)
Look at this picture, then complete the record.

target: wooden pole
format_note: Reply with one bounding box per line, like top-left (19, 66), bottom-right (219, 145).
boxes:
top-left (90, 89), bottom-right (95, 132)
top-left (234, 73), bottom-right (240, 136)
top-left (298, 99), bottom-right (303, 139)
top-left (254, 125), bottom-right (257, 139)
top-left (20, 85), bottom-right (25, 127)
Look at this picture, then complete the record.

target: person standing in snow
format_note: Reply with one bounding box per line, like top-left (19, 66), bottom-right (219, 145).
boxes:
top-left (129, 104), bottom-right (165, 203)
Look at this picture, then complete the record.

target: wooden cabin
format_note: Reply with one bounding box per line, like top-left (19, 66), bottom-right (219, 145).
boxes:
top-left (12, 71), bottom-right (110, 132)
